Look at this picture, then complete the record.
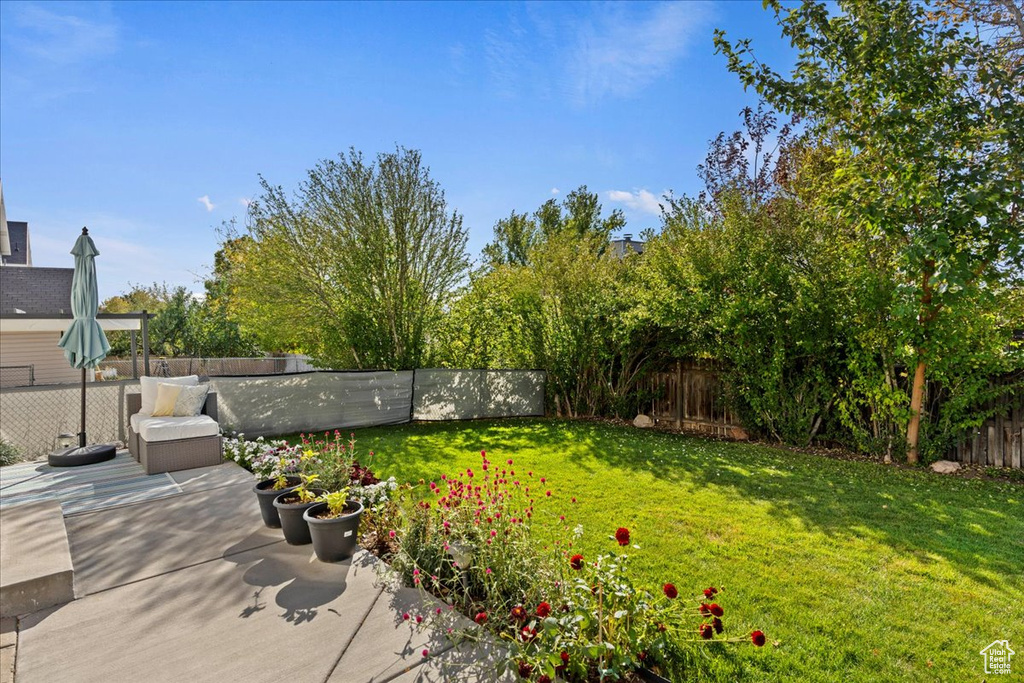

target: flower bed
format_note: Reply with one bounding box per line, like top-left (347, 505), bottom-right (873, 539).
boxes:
top-left (228, 436), bottom-right (764, 680)
top-left (381, 451), bottom-right (765, 681)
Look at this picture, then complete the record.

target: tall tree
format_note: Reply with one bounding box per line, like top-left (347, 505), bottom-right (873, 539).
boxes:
top-left (716, 0), bottom-right (1024, 462)
top-left (234, 147), bottom-right (469, 370)
top-left (482, 185), bottom-right (626, 269)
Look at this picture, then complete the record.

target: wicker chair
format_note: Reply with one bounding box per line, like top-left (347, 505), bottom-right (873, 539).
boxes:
top-left (127, 392), bottom-right (223, 475)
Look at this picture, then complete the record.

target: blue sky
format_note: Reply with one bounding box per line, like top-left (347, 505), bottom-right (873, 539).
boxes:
top-left (0, 1), bottom-right (796, 300)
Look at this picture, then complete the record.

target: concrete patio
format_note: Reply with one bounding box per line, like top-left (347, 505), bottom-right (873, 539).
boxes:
top-left (0, 457), bottom-right (509, 683)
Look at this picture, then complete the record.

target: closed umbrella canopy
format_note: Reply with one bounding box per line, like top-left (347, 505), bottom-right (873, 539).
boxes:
top-left (58, 229), bottom-right (110, 368)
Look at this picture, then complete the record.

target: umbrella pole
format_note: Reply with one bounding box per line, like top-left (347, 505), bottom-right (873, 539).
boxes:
top-left (80, 367), bottom-right (87, 448)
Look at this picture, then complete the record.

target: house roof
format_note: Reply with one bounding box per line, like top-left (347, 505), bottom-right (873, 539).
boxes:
top-left (610, 236), bottom-right (645, 258)
top-left (2, 221), bottom-right (31, 266)
top-left (0, 266), bottom-right (74, 317)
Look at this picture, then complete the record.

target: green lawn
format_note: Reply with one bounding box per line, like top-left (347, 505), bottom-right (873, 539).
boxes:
top-left (300, 418), bottom-right (1024, 682)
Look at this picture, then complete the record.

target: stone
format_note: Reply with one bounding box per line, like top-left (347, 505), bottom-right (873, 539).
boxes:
top-left (730, 426), bottom-right (750, 440)
top-left (633, 414), bottom-right (654, 428)
top-left (930, 460), bottom-right (961, 474)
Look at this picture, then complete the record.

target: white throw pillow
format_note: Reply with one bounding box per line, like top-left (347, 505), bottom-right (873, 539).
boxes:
top-left (139, 375), bottom-right (198, 416)
top-left (173, 384), bottom-right (210, 417)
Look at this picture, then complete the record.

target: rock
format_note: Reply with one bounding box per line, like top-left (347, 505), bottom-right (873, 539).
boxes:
top-left (729, 426), bottom-right (750, 441)
top-left (633, 414), bottom-right (654, 428)
top-left (930, 460), bottom-right (961, 474)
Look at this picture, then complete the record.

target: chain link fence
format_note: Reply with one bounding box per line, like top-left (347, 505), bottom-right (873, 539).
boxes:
top-left (0, 365), bottom-right (35, 388)
top-left (100, 356), bottom-right (317, 380)
top-left (0, 369), bottom-right (546, 462)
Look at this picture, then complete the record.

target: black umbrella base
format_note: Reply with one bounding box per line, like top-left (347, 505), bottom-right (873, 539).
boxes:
top-left (48, 444), bottom-right (117, 468)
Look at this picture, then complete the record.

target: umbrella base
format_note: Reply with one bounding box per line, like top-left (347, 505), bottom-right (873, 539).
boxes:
top-left (48, 444), bottom-right (117, 468)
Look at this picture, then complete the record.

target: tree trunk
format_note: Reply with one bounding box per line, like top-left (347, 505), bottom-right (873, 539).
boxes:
top-left (905, 356), bottom-right (927, 464)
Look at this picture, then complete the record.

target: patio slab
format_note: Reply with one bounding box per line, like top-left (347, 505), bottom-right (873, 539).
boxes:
top-left (169, 461), bottom-right (256, 493)
top-left (15, 545), bottom-right (385, 683)
top-left (0, 501), bottom-right (74, 618)
top-left (65, 480), bottom-right (281, 595)
top-left (327, 584), bottom-right (472, 683)
top-left (388, 637), bottom-right (512, 683)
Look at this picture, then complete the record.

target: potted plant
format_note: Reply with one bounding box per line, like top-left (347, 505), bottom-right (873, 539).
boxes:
top-left (273, 475), bottom-right (327, 545)
top-left (303, 488), bottom-right (364, 562)
top-left (253, 473), bottom-right (301, 528)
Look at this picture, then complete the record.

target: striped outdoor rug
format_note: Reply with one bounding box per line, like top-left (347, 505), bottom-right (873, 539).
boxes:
top-left (0, 452), bottom-right (183, 515)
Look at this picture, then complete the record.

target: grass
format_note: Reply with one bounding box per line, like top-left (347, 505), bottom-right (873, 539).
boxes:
top-left (293, 418), bottom-right (1023, 682)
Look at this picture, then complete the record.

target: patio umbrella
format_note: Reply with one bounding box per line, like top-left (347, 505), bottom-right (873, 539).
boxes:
top-left (53, 227), bottom-right (115, 465)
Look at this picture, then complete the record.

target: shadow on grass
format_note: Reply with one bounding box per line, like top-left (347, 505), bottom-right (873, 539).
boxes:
top-left (331, 418), bottom-right (1023, 600)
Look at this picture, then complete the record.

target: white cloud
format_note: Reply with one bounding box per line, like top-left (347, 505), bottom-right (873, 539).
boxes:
top-left (198, 195), bottom-right (216, 212)
top-left (7, 4), bottom-right (118, 65)
top-left (238, 198), bottom-right (252, 208)
top-left (606, 189), bottom-right (664, 216)
top-left (481, 2), bottom-right (711, 106)
top-left (550, 187), bottom-right (560, 195)
top-left (568, 3), bottom-right (711, 105)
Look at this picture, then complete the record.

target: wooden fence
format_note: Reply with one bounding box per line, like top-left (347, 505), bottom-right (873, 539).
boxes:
top-left (948, 399), bottom-right (1022, 469)
top-left (646, 361), bottom-right (744, 438)
top-left (646, 361), bottom-right (1022, 469)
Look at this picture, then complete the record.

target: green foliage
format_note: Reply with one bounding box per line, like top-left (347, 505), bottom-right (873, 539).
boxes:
top-left (715, 0), bottom-right (1024, 459)
top-left (230, 147), bottom-right (469, 370)
top-left (441, 187), bottom-right (660, 417)
top-left (0, 439), bottom-right (20, 467)
top-left (481, 186), bottom-right (626, 269)
top-left (316, 489), bottom-right (353, 517)
top-left (101, 278), bottom-right (260, 359)
top-left (638, 189), bottom-right (854, 445)
top-left (332, 418), bottom-right (1024, 682)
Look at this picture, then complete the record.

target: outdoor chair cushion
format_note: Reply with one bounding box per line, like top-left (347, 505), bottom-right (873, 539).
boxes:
top-left (140, 375), bottom-right (198, 415)
top-left (152, 383), bottom-right (183, 416)
top-left (173, 383), bottom-right (210, 416)
top-left (132, 414), bottom-right (220, 443)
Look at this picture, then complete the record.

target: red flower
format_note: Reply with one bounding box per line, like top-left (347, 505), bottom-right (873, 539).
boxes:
top-left (712, 617), bottom-right (723, 634)
top-left (699, 603), bottom-right (711, 615)
top-left (475, 612), bottom-right (488, 625)
top-left (615, 527), bottom-right (630, 546)
top-left (662, 583), bottom-right (678, 599)
top-left (703, 586), bottom-right (718, 598)
top-left (570, 554), bottom-right (584, 570)
top-left (520, 626), bottom-right (537, 642)
top-left (511, 605), bottom-right (527, 622)
top-left (517, 661), bottom-right (533, 678)
top-left (699, 623), bottom-right (714, 639)
top-left (657, 623), bottom-right (667, 633)
top-left (709, 603), bottom-right (724, 617)
top-left (751, 630), bottom-right (766, 647)
top-left (536, 602), bottom-right (552, 618)
top-left (560, 651), bottom-right (569, 665)
top-left (538, 676), bottom-right (552, 683)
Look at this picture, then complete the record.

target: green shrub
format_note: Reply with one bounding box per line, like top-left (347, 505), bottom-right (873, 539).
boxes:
top-left (0, 439), bottom-right (20, 467)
